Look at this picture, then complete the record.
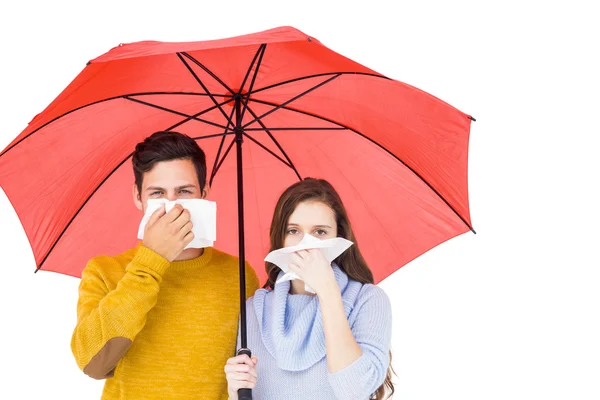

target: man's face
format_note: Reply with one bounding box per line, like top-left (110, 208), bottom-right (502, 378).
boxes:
top-left (133, 159), bottom-right (206, 213)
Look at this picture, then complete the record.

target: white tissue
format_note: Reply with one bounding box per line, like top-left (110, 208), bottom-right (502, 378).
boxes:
top-left (264, 234), bottom-right (353, 293)
top-left (137, 198), bottom-right (217, 249)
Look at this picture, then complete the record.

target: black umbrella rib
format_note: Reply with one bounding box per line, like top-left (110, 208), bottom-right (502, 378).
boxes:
top-left (34, 131), bottom-right (228, 272)
top-left (0, 91), bottom-right (229, 159)
top-left (238, 44), bottom-right (266, 100)
top-left (189, 132), bottom-right (234, 141)
top-left (35, 125), bottom-right (227, 272)
top-left (248, 99), bottom-right (476, 234)
top-left (180, 52), bottom-right (234, 94)
top-left (244, 104), bottom-right (302, 181)
top-left (165, 98), bottom-right (233, 131)
top-left (249, 98), bottom-right (350, 129)
top-left (133, 91), bottom-right (227, 97)
top-left (243, 74), bottom-right (341, 128)
top-left (247, 72), bottom-right (390, 96)
top-left (124, 96), bottom-right (228, 130)
top-left (210, 137), bottom-right (237, 187)
top-left (35, 153), bottom-right (133, 271)
top-left (209, 106), bottom-right (237, 187)
top-left (177, 53), bottom-right (234, 128)
top-left (238, 44), bottom-right (266, 124)
top-left (241, 132), bottom-right (292, 168)
top-left (243, 127), bottom-right (346, 131)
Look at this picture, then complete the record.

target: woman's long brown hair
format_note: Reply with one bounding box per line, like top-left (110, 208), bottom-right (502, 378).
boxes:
top-left (264, 178), bottom-right (395, 400)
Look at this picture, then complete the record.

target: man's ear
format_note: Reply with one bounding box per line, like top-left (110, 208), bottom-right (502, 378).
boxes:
top-left (202, 184), bottom-right (210, 199)
top-left (133, 184), bottom-right (143, 211)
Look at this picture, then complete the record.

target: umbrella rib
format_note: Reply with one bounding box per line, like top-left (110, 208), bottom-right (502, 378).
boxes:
top-left (249, 99), bottom-right (475, 233)
top-left (209, 105), bottom-right (237, 187)
top-left (0, 92), bottom-right (231, 159)
top-left (210, 135), bottom-right (228, 186)
top-left (243, 74), bottom-right (341, 128)
top-left (165, 98), bottom-right (234, 131)
top-left (249, 98), bottom-right (351, 130)
top-left (34, 130), bottom-right (230, 272)
top-left (248, 72), bottom-right (390, 96)
top-left (124, 96), bottom-right (228, 130)
top-left (245, 104), bottom-right (302, 181)
top-left (239, 44), bottom-right (266, 124)
top-left (132, 91), bottom-right (227, 97)
top-left (177, 53), bottom-right (235, 128)
top-left (243, 127), bottom-right (346, 131)
top-left (241, 132), bottom-right (292, 169)
top-left (238, 44), bottom-right (266, 99)
top-left (35, 153), bottom-right (133, 271)
top-left (189, 132), bottom-right (234, 141)
top-left (210, 137), bottom-right (237, 187)
top-left (180, 52), bottom-right (234, 94)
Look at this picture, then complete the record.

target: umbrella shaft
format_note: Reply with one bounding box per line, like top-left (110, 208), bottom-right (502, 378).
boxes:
top-left (235, 96), bottom-right (248, 349)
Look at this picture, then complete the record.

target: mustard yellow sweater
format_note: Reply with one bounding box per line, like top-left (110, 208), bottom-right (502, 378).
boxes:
top-left (71, 244), bottom-right (259, 400)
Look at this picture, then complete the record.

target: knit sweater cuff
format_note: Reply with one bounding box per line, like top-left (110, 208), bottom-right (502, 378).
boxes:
top-left (328, 355), bottom-right (378, 399)
top-left (131, 245), bottom-right (170, 276)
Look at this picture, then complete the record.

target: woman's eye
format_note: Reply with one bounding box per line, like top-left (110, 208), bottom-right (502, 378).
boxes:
top-left (315, 229), bottom-right (327, 236)
top-left (286, 229), bottom-right (299, 235)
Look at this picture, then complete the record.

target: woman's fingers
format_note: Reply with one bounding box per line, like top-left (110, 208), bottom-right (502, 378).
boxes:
top-left (226, 354), bottom-right (253, 366)
top-left (224, 363), bottom-right (257, 377)
top-left (290, 252), bottom-right (304, 266)
top-left (227, 374), bottom-right (256, 389)
top-left (226, 371), bottom-right (257, 382)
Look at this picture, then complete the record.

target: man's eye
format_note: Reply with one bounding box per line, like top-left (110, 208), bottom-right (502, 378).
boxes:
top-left (179, 189), bottom-right (192, 194)
top-left (150, 191), bottom-right (162, 196)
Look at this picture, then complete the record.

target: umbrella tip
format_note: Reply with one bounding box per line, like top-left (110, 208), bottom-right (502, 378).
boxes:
top-left (469, 116), bottom-right (476, 122)
top-left (86, 61), bottom-right (91, 66)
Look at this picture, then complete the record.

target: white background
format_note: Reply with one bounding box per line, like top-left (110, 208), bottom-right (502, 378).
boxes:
top-left (1, 1), bottom-right (599, 399)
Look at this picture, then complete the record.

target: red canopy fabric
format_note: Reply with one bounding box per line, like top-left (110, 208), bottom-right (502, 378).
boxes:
top-left (0, 26), bottom-right (474, 284)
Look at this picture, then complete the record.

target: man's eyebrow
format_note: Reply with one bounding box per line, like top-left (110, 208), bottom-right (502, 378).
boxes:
top-left (176, 184), bottom-right (197, 190)
top-left (145, 184), bottom-right (197, 191)
top-left (145, 186), bottom-right (165, 192)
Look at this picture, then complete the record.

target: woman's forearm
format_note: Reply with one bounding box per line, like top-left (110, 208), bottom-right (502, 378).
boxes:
top-left (319, 282), bottom-right (363, 373)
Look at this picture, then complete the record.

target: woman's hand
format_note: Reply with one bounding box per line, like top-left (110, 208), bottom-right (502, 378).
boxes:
top-left (289, 249), bottom-right (339, 295)
top-left (224, 354), bottom-right (258, 400)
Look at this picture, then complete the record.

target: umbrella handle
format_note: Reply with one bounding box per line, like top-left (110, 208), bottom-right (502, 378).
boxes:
top-left (237, 348), bottom-right (253, 400)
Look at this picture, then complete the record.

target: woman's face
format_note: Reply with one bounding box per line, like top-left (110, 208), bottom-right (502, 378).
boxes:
top-left (283, 200), bottom-right (338, 248)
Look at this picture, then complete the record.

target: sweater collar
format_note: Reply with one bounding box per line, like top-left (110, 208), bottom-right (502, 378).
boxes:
top-left (252, 264), bottom-right (362, 371)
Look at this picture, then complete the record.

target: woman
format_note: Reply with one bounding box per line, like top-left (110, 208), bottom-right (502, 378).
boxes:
top-left (225, 178), bottom-right (394, 400)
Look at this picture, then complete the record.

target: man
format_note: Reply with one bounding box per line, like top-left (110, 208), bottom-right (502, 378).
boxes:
top-left (71, 131), bottom-right (259, 399)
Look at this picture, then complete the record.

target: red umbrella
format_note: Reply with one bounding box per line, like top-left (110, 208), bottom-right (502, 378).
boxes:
top-left (0, 26), bottom-right (474, 378)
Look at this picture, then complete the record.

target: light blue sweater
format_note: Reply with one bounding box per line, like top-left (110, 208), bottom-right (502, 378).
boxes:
top-left (239, 265), bottom-right (392, 399)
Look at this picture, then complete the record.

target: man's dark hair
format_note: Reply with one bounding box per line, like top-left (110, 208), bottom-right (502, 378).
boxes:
top-left (132, 131), bottom-right (207, 194)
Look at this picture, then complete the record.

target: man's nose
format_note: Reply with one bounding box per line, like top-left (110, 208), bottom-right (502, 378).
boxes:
top-left (166, 192), bottom-right (177, 201)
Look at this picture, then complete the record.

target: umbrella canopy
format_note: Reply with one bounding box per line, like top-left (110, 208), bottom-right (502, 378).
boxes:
top-left (0, 26), bottom-right (474, 284)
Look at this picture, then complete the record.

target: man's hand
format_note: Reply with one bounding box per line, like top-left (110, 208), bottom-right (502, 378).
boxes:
top-left (142, 204), bottom-right (194, 262)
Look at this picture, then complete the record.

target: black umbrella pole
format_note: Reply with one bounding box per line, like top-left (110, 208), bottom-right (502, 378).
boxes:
top-left (235, 96), bottom-right (253, 400)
